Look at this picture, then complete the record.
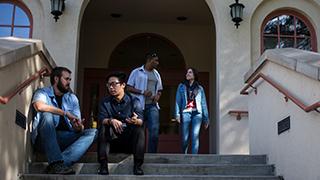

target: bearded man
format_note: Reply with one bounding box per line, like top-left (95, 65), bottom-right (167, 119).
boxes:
top-left (31, 67), bottom-right (96, 174)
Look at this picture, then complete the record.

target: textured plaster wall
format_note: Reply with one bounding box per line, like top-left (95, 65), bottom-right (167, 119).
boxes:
top-left (23, 0), bottom-right (86, 90)
top-left (17, 0), bottom-right (320, 155)
top-left (249, 62), bottom-right (320, 180)
top-left (217, 0), bottom-right (320, 154)
top-left (0, 55), bottom-right (47, 180)
top-left (251, 0), bottom-right (320, 64)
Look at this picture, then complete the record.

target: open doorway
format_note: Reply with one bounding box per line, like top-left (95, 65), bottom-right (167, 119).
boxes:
top-left (78, 0), bottom-right (216, 153)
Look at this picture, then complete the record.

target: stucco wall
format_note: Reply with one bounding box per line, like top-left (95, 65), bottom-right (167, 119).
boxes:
top-left (249, 62), bottom-right (320, 180)
top-left (251, 0), bottom-right (320, 65)
top-left (0, 55), bottom-right (48, 180)
top-left (20, 0), bottom-right (258, 153)
top-left (15, 0), bottom-right (320, 155)
top-left (210, 0), bottom-right (255, 154)
top-left (23, 0), bottom-right (86, 90)
top-left (216, 0), bottom-right (320, 154)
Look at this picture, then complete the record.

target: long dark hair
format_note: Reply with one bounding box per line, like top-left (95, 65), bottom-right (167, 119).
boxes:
top-left (183, 67), bottom-right (200, 99)
top-left (183, 67), bottom-right (199, 85)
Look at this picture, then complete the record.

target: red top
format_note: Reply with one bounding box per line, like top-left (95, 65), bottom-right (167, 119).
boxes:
top-left (186, 99), bottom-right (196, 109)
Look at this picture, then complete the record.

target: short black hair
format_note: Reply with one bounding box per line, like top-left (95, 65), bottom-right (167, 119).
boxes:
top-left (145, 50), bottom-right (159, 61)
top-left (50, 67), bottom-right (72, 85)
top-left (106, 71), bottom-right (127, 84)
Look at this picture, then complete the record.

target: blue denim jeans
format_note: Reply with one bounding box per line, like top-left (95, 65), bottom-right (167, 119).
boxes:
top-left (144, 104), bottom-right (159, 153)
top-left (34, 112), bottom-right (97, 166)
top-left (181, 111), bottom-right (202, 154)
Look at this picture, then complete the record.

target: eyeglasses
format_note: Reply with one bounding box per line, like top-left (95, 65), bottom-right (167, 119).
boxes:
top-left (106, 82), bottom-right (121, 88)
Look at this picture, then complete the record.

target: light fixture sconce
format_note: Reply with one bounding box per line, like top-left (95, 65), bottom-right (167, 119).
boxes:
top-left (230, 0), bottom-right (245, 28)
top-left (51, 0), bottom-right (65, 22)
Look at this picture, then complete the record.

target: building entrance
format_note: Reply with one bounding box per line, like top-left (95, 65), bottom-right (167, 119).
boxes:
top-left (82, 34), bottom-right (209, 153)
top-left (78, 0), bottom-right (216, 153)
top-left (82, 68), bottom-right (209, 153)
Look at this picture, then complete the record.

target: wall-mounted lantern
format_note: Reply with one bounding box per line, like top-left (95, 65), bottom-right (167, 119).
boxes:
top-left (51, 0), bottom-right (65, 22)
top-left (229, 0), bottom-right (245, 28)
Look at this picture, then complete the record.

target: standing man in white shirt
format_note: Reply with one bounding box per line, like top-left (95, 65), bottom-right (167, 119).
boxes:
top-left (127, 51), bottom-right (163, 153)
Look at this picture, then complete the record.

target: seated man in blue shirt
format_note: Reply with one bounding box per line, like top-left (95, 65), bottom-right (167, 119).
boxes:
top-left (97, 72), bottom-right (145, 175)
top-left (31, 67), bottom-right (97, 174)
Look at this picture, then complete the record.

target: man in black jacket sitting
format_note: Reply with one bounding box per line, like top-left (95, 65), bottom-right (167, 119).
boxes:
top-left (97, 71), bottom-right (145, 175)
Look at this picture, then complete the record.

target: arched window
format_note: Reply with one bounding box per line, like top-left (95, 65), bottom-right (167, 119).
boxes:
top-left (261, 10), bottom-right (316, 53)
top-left (0, 0), bottom-right (32, 38)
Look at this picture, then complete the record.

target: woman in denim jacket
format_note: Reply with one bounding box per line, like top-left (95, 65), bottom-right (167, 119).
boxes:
top-left (174, 67), bottom-right (209, 154)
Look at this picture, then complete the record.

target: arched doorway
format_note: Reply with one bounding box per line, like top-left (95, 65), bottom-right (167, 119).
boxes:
top-left (78, 0), bottom-right (216, 153)
top-left (109, 33), bottom-right (185, 70)
top-left (109, 33), bottom-right (209, 153)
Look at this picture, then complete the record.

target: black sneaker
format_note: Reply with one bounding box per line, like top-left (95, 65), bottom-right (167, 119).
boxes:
top-left (46, 161), bottom-right (75, 174)
top-left (133, 165), bottom-right (144, 175)
top-left (98, 162), bottom-right (109, 175)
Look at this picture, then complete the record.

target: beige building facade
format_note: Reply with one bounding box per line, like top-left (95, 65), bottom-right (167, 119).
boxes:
top-left (11, 0), bottom-right (320, 154)
top-left (1, 0), bottom-right (320, 179)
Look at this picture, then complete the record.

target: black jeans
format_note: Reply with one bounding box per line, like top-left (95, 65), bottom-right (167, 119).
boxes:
top-left (97, 124), bottom-right (145, 165)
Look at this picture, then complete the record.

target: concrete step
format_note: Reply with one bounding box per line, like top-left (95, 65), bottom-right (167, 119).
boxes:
top-left (143, 154), bottom-right (267, 164)
top-left (28, 163), bottom-right (275, 176)
top-left (35, 153), bottom-right (267, 164)
top-left (22, 174), bottom-right (282, 180)
top-left (86, 163), bottom-right (275, 176)
top-left (35, 153), bottom-right (130, 163)
top-left (27, 154), bottom-right (278, 179)
top-left (27, 162), bottom-right (118, 174)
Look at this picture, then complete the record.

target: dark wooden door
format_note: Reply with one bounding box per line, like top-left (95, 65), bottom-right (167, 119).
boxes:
top-left (82, 68), bottom-right (209, 153)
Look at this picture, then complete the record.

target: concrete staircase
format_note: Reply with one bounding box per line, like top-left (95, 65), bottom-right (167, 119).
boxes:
top-left (22, 153), bottom-right (282, 180)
